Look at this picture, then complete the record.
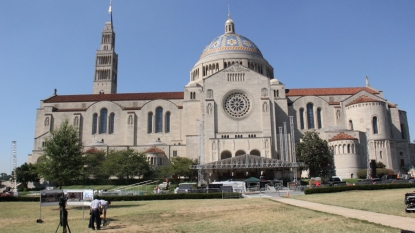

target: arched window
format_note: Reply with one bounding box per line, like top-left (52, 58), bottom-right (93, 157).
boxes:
top-left (372, 116), bottom-right (378, 134)
top-left (317, 108), bottom-right (322, 129)
top-left (221, 151), bottom-right (232, 160)
top-left (155, 107), bottom-right (163, 133)
top-left (109, 113), bottom-right (115, 134)
top-left (99, 108), bottom-right (108, 134)
top-left (165, 112), bottom-right (171, 133)
top-left (235, 150), bottom-right (245, 156)
top-left (250, 150), bottom-right (260, 156)
top-left (347, 144), bottom-right (350, 153)
top-left (148, 112), bottom-right (153, 133)
top-left (307, 103), bottom-right (315, 129)
top-left (92, 113), bottom-right (98, 134)
top-left (299, 108), bottom-right (305, 130)
top-left (73, 116), bottom-right (79, 126)
top-left (349, 120), bottom-right (353, 130)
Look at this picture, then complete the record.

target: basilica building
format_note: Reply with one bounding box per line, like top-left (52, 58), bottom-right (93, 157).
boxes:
top-left (29, 7), bottom-right (414, 181)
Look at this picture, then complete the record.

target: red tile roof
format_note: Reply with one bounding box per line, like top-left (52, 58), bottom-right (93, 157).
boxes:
top-left (145, 147), bottom-right (165, 154)
top-left (346, 95), bottom-right (383, 107)
top-left (286, 87), bottom-right (378, 96)
top-left (328, 133), bottom-right (358, 142)
top-left (44, 92), bottom-right (184, 103)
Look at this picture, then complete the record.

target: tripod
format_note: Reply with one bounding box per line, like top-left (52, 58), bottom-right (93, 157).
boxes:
top-left (55, 207), bottom-right (71, 233)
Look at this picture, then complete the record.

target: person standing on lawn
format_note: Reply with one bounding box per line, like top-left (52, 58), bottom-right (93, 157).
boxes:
top-left (89, 198), bottom-right (101, 230)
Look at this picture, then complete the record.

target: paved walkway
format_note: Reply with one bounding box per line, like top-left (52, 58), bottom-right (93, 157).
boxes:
top-left (268, 195), bottom-right (415, 232)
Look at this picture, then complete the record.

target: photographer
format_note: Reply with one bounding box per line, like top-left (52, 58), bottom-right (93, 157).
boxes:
top-left (89, 199), bottom-right (101, 230)
top-left (100, 199), bottom-right (111, 226)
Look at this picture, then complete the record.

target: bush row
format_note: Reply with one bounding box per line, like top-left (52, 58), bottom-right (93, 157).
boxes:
top-left (304, 183), bottom-right (415, 195)
top-left (95, 192), bottom-right (224, 201)
top-left (0, 192), bottom-right (225, 202)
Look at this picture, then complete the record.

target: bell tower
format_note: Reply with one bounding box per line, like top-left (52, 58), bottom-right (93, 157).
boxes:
top-left (93, 1), bottom-right (118, 94)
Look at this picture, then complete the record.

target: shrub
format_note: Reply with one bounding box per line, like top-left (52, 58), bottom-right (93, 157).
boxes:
top-left (357, 168), bottom-right (395, 179)
top-left (304, 183), bottom-right (415, 195)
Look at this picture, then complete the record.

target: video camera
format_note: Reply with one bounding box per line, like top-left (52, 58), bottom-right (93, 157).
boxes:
top-left (59, 196), bottom-right (67, 208)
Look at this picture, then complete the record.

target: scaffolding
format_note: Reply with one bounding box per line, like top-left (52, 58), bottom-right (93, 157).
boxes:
top-left (289, 116), bottom-right (297, 182)
top-left (190, 154), bottom-right (304, 170)
top-left (12, 141), bottom-right (18, 196)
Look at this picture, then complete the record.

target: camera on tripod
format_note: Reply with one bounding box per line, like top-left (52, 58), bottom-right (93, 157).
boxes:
top-left (59, 196), bottom-right (67, 208)
top-left (56, 196), bottom-right (71, 233)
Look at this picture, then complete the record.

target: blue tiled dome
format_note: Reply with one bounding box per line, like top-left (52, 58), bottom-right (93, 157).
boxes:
top-left (200, 33), bottom-right (263, 59)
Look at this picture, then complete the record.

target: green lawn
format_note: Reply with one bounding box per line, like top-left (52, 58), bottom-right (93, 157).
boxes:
top-left (0, 196), bottom-right (401, 233)
top-left (292, 187), bottom-right (415, 218)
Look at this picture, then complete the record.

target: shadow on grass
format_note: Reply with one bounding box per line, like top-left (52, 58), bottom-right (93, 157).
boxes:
top-left (66, 204), bottom-right (145, 211)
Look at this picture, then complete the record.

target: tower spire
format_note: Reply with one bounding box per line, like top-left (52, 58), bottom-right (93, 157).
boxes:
top-left (93, 1), bottom-right (118, 94)
top-left (108, 0), bottom-right (113, 27)
top-left (225, 6), bottom-right (235, 34)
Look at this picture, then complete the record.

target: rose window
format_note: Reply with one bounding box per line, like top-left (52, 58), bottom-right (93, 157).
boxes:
top-left (224, 92), bottom-right (251, 118)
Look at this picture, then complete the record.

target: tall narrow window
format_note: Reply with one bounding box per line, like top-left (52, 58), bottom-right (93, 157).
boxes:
top-left (349, 120), bottom-right (353, 130)
top-left (299, 108), bottom-right (304, 130)
top-left (401, 124), bottom-right (405, 139)
top-left (148, 112), bottom-right (153, 133)
top-left (155, 107), bottom-right (163, 133)
top-left (373, 116), bottom-right (378, 134)
top-left (109, 113), bottom-right (115, 134)
top-left (307, 103), bottom-right (315, 129)
top-left (99, 108), bottom-right (108, 134)
top-left (165, 112), bottom-right (171, 133)
top-left (317, 108), bottom-right (322, 129)
top-left (92, 113), bottom-right (98, 134)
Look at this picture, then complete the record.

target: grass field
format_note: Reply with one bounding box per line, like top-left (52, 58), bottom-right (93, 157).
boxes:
top-left (292, 187), bottom-right (415, 218)
top-left (0, 195), bottom-right (402, 233)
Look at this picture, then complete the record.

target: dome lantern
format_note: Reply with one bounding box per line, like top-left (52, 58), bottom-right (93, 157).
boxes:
top-left (225, 14), bottom-right (235, 34)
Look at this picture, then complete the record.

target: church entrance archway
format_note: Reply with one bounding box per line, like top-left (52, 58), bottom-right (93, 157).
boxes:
top-left (220, 151), bottom-right (232, 160)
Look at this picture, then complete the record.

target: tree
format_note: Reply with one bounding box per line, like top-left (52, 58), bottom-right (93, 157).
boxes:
top-left (169, 157), bottom-right (198, 180)
top-left (296, 131), bottom-right (334, 178)
top-left (83, 148), bottom-right (107, 179)
top-left (103, 149), bottom-right (150, 179)
top-left (37, 119), bottom-right (84, 189)
top-left (16, 163), bottom-right (39, 189)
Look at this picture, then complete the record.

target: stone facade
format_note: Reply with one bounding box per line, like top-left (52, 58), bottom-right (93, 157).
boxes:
top-left (28, 11), bottom-right (415, 180)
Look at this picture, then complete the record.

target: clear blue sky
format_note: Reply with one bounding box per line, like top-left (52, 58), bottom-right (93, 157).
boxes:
top-left (1, 1), bottom-right (414, 174)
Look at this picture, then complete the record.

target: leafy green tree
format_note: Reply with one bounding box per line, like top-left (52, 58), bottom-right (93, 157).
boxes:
top-left (103, 149), bottom-right (150, 179)
top-left (296, 131), bottom-right (334, 178)
top-left (0, 173), bottom-right (12, 181)
top-left (169, 157), bottom-right (198, 180)
top-left (83, 148), bottom-right (107, 178)
top-left (16, 163), bottom-right (39, 189)
top-left (37, 119), bottom-right (84, 189)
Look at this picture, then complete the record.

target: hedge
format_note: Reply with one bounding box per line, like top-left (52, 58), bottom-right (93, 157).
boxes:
top-left (0, 192), bottom-right (226, 202)
top-left (304, 183), bottom-right (415, 195)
